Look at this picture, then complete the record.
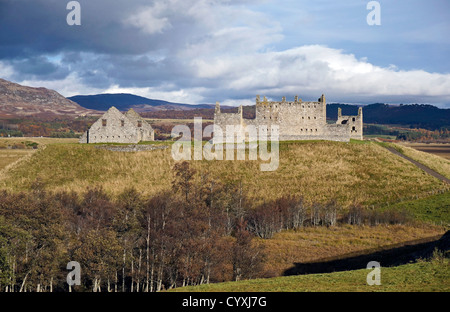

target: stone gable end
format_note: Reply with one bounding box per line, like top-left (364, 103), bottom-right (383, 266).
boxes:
top-left (79, 106), bottom-right (154, 143)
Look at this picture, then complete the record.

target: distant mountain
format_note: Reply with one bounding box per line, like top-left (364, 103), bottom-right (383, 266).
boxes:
top-left (68, 93), bottom-right (215, 112)
top-left (0, 78), bottom-right (95, 118)
top-left (69, 93), bottom-right (448, 129)
top-left (326, 103), bottom-right (450, 130)
top-left (3, 79), bottom-right (446, 130)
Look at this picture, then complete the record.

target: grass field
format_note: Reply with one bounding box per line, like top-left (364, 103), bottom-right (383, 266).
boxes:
top-left (364, 135), bottom-right (397, 140)
top-left (399, 142), bottom-right (450, 161)
top-left (170, 255), bottom-right (449, 292)
top-left (387, 192), bottom-right (450, 225)
top-left (0, 149), bottom-right (34, 171)
top-left (257, 224), bottom-right (445, 277)
top-left (0, 137), bottom-right (78, 171)
top-left (0, 137), bottom-right (448, 292)
top-left (390, 143), bottom-right (450, 179)
top-left (0, 137), bottom-right (79, 146)
top-left (0, 139), bottom-right (447, 208)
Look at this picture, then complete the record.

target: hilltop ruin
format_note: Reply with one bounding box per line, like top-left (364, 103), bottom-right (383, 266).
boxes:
top-left (213, 94), bottom-right (362, 142)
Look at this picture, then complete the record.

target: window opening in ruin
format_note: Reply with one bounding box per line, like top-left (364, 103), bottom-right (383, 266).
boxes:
top-left (121, 120), bottom-right (125, 126)
top-left (102, 119), bottom-right (107, 126)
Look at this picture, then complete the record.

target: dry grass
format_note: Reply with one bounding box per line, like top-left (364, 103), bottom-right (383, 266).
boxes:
top-left (171, 256), bottom-right (449, 292)
top-left (0, 140), bottom-right (445, 208)
top-left (0, 137), bottom-right (78, 146)
top-left (399, 142), bottom-right (450, 160)
top-left (0, 138), bottom-right (447, 293)
top-left (193, 141), bottom-right (445, 206)
top-left (257, 224), bottom-right (445, 276)
top-left (0, 149), bottom-right (34, 171)
top-left (0, 137), bottom-right (77, 174)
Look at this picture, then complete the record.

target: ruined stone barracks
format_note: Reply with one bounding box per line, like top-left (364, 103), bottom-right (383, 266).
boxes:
top-left (213, 94), bottom-right (362, 142)
top-left (79, 106), bottom-right (154, 144)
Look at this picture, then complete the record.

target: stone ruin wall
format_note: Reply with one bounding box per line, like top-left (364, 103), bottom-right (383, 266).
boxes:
top-left (213, 94), bottom-right (363, 143)
top-left (337, 107), bottom-right (363, 140)
top-left (79, 107), bottom-right (154, 144)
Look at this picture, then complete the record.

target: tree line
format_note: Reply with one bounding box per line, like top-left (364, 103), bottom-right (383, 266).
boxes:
top-left (0, 162), bottom-right (410, 292)
top-left (0, 116), bottom-right (94, 138)
top-left (364, 124), bottom-right (450, 142)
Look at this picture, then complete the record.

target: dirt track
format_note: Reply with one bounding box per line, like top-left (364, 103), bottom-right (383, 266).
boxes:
top-left (385, 146), bottom-right (450, 184)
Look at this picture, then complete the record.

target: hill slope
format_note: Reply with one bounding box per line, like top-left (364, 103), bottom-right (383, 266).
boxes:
top-left (0, 78), bottom-right (95, 117)
top-left (326, 103), bottom-right (450, 130)
top-left (0, 140), bottom-right (447, 208)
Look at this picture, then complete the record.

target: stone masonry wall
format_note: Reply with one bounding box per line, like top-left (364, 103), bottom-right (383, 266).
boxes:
top-left (79, 106), bottom-right (155, 144)
top-left (213, 94), bottom-right (361, 143)
top-left (336, 107), bottom-right (363, 140)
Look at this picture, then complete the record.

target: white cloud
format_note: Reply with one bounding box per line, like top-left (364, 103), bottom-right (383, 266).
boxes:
top-left (103, 84), bottom-right (207, 104)
top-left (17, 73), bottom-right (104, 97)
top-left (7, 44), bottom-right (450, 108)
top-left (123, 2), bottom-right (171, 34)
top-left (0, 61), bottom-right (15, 80)
top-left (2, 1), bottom-right (449, 108)
top-left (188, 45), bottom-right (450, 105)
top-left (221, 99), bottom-right (254, 107)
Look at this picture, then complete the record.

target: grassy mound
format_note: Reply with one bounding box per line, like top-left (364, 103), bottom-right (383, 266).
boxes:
top-left (0, 140), bottom-right (446, 208)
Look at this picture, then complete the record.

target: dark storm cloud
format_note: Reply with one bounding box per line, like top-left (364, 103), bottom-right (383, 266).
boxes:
top-left (0, 0), bottom-right (166, 57)
top-left (0, 0), bottom-right (449, 107)
top-left (0, 0), bottom-right (222, 91)
top-left (8, 55), bottom-right (69, 80)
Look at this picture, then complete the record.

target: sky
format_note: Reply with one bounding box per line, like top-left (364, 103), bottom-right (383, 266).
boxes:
top-left (0, 0), bottom-right (449, 107)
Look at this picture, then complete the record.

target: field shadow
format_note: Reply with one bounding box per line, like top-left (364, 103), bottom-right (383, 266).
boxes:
top-left (283, 231), bottom-right (449, 276)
